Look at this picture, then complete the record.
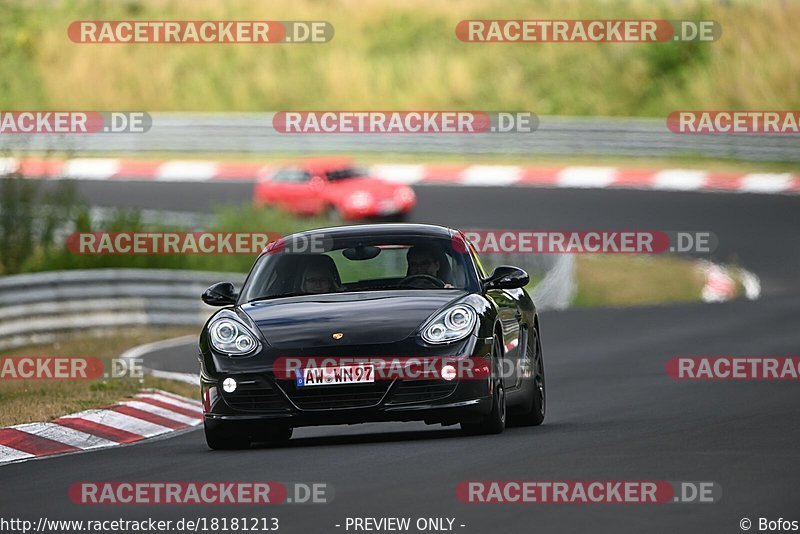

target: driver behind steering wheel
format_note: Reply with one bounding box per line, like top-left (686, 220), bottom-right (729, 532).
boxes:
top-left (406, 245), bottom-right (454, 288)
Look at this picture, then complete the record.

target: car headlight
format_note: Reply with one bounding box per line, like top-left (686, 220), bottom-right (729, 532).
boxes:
top-left (394, 186), bottom-right (415, 204)
top-left (209, 319), bottom-right (259, 355)
top-left (422, 305), bottom-right (477, 344)
top-left (349, 191), bottom-right (374, 209)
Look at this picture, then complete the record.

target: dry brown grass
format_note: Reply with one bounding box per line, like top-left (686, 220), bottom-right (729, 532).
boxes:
top-left (0, 327), bottom-right (199, 426)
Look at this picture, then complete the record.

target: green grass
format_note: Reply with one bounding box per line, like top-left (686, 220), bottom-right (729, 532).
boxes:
top-left (0, 326), bottom-right (199, 426)
top-left (22, 203), bottom-right (335, 275)
top-left (573, 254), bottom-right (707, 307)
top-left (1, 0), bottom-right (798, 116)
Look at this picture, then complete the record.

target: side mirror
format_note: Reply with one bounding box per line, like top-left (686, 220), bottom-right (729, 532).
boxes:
top-left (202, 282), bottom-right (238, 306)
top-left (483, 266), bottom-right (529, 291)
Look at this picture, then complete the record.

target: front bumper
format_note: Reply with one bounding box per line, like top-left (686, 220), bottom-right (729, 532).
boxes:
top-left (202, 360), bottom-right (493, 427)
top-left (342, 200), bottom-right (415, 220)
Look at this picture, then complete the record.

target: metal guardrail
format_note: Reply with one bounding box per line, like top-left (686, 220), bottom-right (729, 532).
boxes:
top-left (0, 269), bottom-right (245, 351)
top-left (1, 113), bottom-right (798, 161)
top-left (0, 259), bottom-right (574, 350)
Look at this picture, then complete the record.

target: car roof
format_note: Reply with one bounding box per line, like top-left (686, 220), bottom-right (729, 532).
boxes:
top-left (299, 157), bottom-right (354, 173)
top-left (267, 224), bottom-right (458, 253)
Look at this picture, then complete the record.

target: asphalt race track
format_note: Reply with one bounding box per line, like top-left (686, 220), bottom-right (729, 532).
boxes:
top-left (5, 180), bottom-right (798, 533)
top-left (3, 296), bottom-right (799, 533)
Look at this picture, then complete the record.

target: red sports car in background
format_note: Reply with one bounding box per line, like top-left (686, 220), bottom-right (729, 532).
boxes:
top-left (254, 157), bottom-right (416, 221)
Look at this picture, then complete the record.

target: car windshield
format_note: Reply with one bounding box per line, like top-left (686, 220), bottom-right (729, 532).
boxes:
top-left (325, 167), bottom-right (366, 181)
top-left (239, 234), bottom-right (478, 302)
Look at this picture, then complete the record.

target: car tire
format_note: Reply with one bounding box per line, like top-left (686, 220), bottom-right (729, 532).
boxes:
top-left (204, 420), bottom-right (250, 450)
top-left (325, 205), bottom-right (343, 223)
top-left (508, 327), bottom-right (546, 427)
top-left (461, 335), bottom-right (506, 435)
top-left (380, 213), bottom-right (408, 223)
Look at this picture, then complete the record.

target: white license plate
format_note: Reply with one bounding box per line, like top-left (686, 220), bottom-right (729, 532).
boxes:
top-left (296, 364), bottom-right (375, 387)
top-left (378, 201), bottom-right (399, 215)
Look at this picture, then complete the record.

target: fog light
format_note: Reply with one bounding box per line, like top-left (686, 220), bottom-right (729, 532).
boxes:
top-left (441, 364), bottom-right (457, 381)
top-left (222, 377), bottom-right (237, 393)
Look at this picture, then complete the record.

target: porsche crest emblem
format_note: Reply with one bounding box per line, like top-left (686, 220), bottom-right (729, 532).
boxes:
top-left (332, 332), bottom-right (344, 340)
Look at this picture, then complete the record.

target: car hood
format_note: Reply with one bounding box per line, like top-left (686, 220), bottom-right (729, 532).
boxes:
top-left (240, 290), bottom-right (465, 349)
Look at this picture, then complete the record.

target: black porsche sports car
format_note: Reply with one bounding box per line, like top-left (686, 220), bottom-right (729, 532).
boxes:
top-left (199, 223), bottom-right (545, 449)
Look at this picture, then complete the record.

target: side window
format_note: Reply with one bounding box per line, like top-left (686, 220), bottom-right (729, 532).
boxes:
top-left (295, 170), bottom-right (312, 183)
top-left (272, 168), bottom-right (294, 182)
top-left (272, 167), bottom-right (311, 182)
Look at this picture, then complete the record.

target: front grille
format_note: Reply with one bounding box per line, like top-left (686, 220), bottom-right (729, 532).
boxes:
top-left (387, 380), bottom-right (457, 405)
top-left (221, 376), bottom-right (288, 412)
top-left (277, 380), bottom-right (391, 410)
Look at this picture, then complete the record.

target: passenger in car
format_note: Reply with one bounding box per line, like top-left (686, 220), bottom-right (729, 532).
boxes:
top-left (300, 255), bottom-right (342, 294)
